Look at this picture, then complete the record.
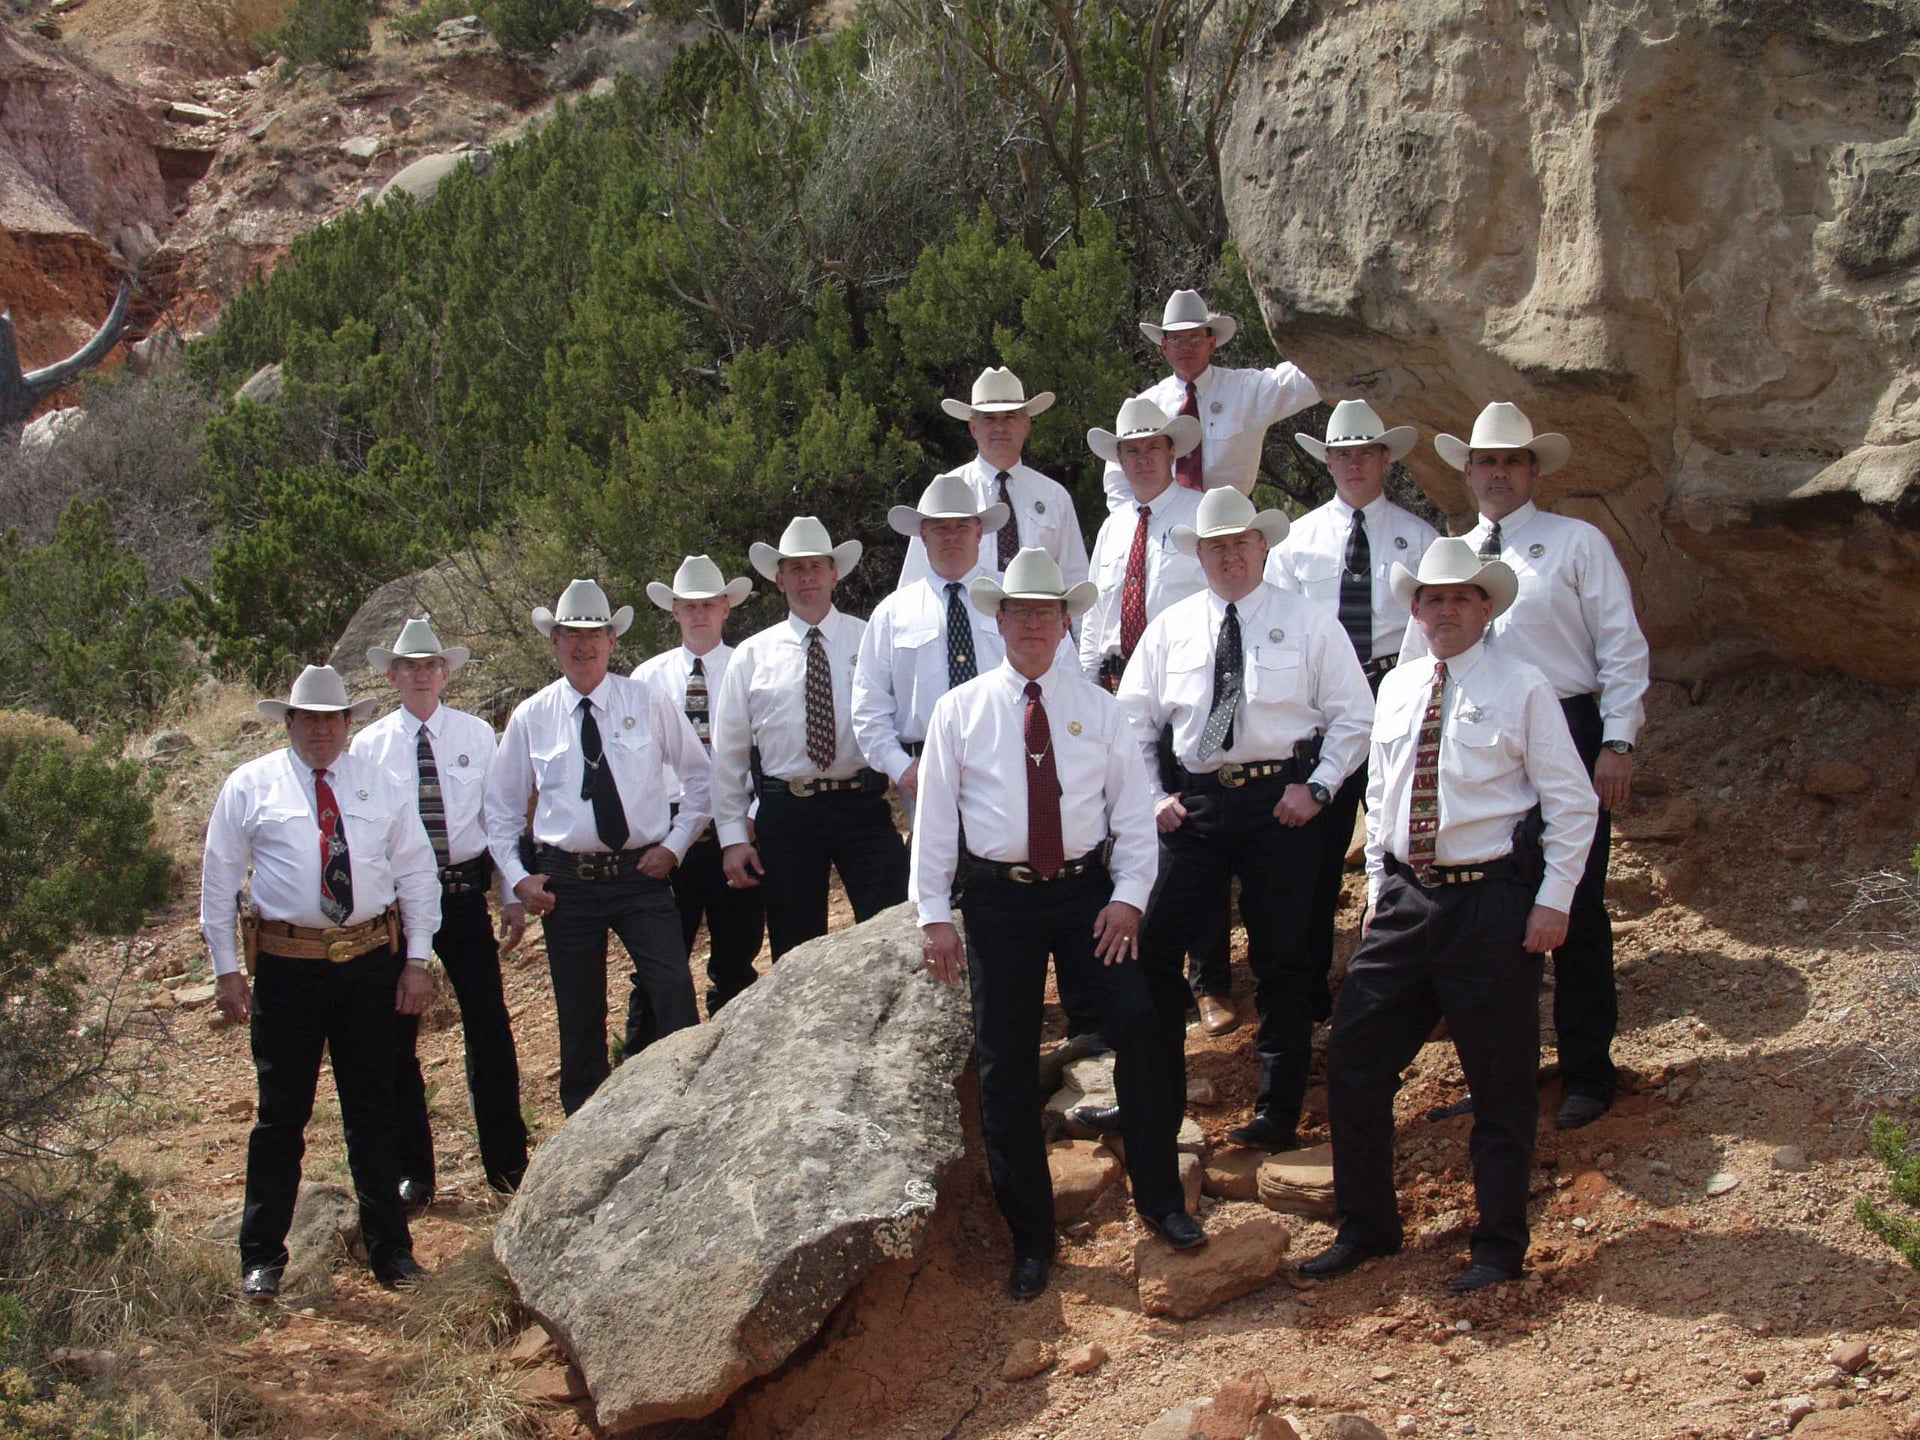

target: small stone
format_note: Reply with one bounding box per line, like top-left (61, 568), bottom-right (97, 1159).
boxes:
top-left (1251, 1418), bottom-right (1305, 1440)
top-left (219, 1098), bottom-right (252, 1119)
top-left (1784, 1394), bottom-right (1815, 1423)
top-left (1188, 1077), bottom-right (1218, 1105)
top-left (1319, 1417), bottom-right (1392, 1440)
top-left (1206, 1368), bottom-right (1274, 1434)
top-left (1371, 1366), bottom-right (1397, 1381)
top-left (1140, 1401), bottom-right (1203, 1438)
top-left (1395, 1419), bottom-right (1419, 1438)
top-left (1136, 1212), bottom-right (1291, 1319)
top-left (1743, 1367), bottom-right (1767, 1385)
top-left (1001, 1338), bottom-right (1055, 1382)
top-left (1177, 1115), bottom-right (1207, 1153)
top-left (1774, 1146), bottom-right (1812, 1173)
top-left (1648, 1159), bottom-right (1673, 1176)
top-left (1049, 1140), bottom-right (1122, 1222)
top-left (1705, 1171), bottom-right (1740, 1196)
top-left (339, 135), bottom-right (382, 163)
top-left (1063, 1341), bottom-right (1108, 1376)
top-left (173, 982), bottom-right (218, 1011)
top-left (507, 1325), bottom-right (558, 1368)
top-left (1180, 1151), bottom-right (1204, 1213)
top-left (1830, 1339), bottom-right (1870, 1374)
top-left (1454, 1319), bottom-right (1472, 1332)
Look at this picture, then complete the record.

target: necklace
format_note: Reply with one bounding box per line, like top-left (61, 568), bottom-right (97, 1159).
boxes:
top-left (1027, 743), bottom-right (1051, 767)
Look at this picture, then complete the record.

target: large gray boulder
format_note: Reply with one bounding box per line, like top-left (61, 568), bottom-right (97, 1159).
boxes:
top-left (494, 904), bottom-right (972, 1433)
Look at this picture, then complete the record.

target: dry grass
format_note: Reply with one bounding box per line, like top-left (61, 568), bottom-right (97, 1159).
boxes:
top-left (393, 1238), bottom-right (539, 1440)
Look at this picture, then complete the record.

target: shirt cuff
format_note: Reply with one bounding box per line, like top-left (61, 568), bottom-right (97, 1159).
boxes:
top-left (1307, 763), bottom-right (1341, 794)
top-left (916, 899), bottom-right (954, 927)
top-left (717, 820), bottom-right (751, 849)
top-left (1535, 878), bottom-right (1577, 913)
top-left (498, 857), bottom-right (531, 895)
top-left (1110, 879), bottom-right (1153, 915)
top-left (1600, 721), bottom-right (1638, 746)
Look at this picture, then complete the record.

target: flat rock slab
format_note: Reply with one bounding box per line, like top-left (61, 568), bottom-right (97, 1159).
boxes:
top-left (494, 904), bottom-right (972, 1433)
top-left (1049, 1140), bottom-right (1121, 1221)
top-left (1136, 1210), bottom-right (1291, 1319)
top-left (1257, 1144), bottom-right (1337, 1221)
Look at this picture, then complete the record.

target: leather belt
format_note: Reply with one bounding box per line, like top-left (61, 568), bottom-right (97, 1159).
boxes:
top-left (764, 772), bottom-right (884, 798)
top-left (535, 844), bottom-right (651, 883)
top-left (439, 853), bottom-right (493, 895)
top-left (1363, 655), bottom-right (1397, 682)
top-left (255, 908), bottom-right (397, 963)
top-left (1180, 757), bottom-right (1304, 793)
top-left (964, 851), bottom-right (1103, 885)
top-left (1385, 854), bottom-right (1520, 888)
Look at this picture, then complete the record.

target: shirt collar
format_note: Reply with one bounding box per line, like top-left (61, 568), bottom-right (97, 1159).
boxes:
top-left (1174, 365), bottom-right (1215, 395)
top-left (1436, 640), bottom-right (1487, 681)
top-left (1131, 482), bottom-right (1181, 516)
top-left (401, 704), bottom-right (440, 737)
top-left (680, 642), bottom-right (722, 668)
top-left (973, 454), bottom-right (1025, 483)
top-left (565, 675), bottom-right (615, 709)
top-left (1204, 585), bottom-right (1265, 624)
top-left (1333, 492), bottom-right (1388, 523)
top-left (785, 606), bottom-right (841, 642)
top-left (995, 657), bottom-right (1065, 697)
top-left (1479, 500), bottom-right (1538, 535)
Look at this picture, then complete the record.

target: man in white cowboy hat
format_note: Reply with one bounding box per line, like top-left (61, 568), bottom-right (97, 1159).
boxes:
top-left (352, 619), bottom-right (530, 1205)
top-left (913, 547), bottom-right (1204, 1298)
top-left (1411, 401), bottom-right (1649, 1131)
top-left (484, 579), bottom-right (712, 1115)
top-left (1298, 538), bottom-right (1596, 1294)
top-left (632, 556), bottom-right (766, 1022)
top-left (714, 518), bottom-right (908, 959)
top-left (1100, 289), bottom-right (1321, 513)
top-left (901, 366), bottom-right (1089, 590)
top-left (1115, 488), bottom-right (1373, 1155)
top-left (202, 664), bottom-right (440, 1299)
top-left (853, 475), bottom-right (1015, 813)
top-left (1267, 399), bottom-right (1440, 1021)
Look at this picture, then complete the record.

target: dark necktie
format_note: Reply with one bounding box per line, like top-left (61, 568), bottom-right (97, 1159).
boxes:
top-left (995, 470), bottom-right (1018, 570)
top-left (1119, 504), bottom-right (1151, 660)
top-left (1339, 507), bottom-right (1373, 663)
top-left (1408, 661), bottom-right (1448, 881)
top-left (804, 626), bottom-right (835, 770)
top-left (1196, 601), bottom-right (1242, 762)
top-left (1174, 382), bottom-right (1204, 491)
top-left (1479, 519), bottom-right (1502, 561)
top-left (415, 726), bottom-right (450, 866)
top-left (313, 768), bottom-right (354, 923)
top-left (685, 657), bottom-right (709, 747)
top-left (1023, 681), bottom-right (1064, 878)
top-left (578, 698), bottom-right (630, 851)
top-left (945, 582), bottom-right (977, 689)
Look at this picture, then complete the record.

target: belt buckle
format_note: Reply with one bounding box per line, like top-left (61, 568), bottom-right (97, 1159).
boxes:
top-left (1007, 864), bottom-right (1037, 884)
top-left (326, 935), bottom-right (355, 963)
top-left (1414, 865), bottom-right (1440, 888)
top-left (1216, 762), bottom-right (1246, 789)
top-left (580, 854), bottom-right (614, 881)
top-left (788, 778), bottom-right (816, 798)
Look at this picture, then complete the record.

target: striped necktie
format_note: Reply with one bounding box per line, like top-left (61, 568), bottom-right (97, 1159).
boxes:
top-left (415, 725), bottom-right (450, 866)
top-left (1407, 661), bottom-right (1447, 881)
top-left (1338, 506), bottom-right (1372, 663)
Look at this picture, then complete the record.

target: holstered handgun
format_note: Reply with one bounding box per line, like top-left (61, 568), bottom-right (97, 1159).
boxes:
top-left (1511, 803), bottom-right (1546, 891)
top-left (385, 904), bottom-right (402, 954)
top-left (1097, 654), bottom-right (1124, 694)
top-left (1155, 723), bottom-right (1179, 796)
top-left (1292, 728), bottom-right (1324, 773)
top-left (238, 899), bottom-right (261, 977)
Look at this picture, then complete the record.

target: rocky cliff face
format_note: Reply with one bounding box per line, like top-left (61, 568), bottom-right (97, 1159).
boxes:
top-left (1223, 0), bottom-right (1920, 684)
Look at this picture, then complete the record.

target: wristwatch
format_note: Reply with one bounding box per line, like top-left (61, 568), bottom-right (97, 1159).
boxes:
top-left (1306, 781), bottom-right (1333, 806)
top-left (1601, 740), bottom-right (1634, 756)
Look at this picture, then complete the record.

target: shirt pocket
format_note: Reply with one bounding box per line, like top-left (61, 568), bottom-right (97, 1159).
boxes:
top-left (530, 737), bottom-right (574, 794)
top-left (1294, 556), bottom-right (1343, 605)
top-left (1245, 642), bottom-right (1304, 703)
top-left (339, 786), bottom-right (399, 854)
top-left (1444, 716), bottom-right (1511, 786)
top-left (894, 624), bottom-right (944, 717)
top-left (1052, 723), bottom-right (1106, 811)
top-left (1165, 634), bottom-right (1213, 708)
top-left (605, 717), bottom-right (657, 792)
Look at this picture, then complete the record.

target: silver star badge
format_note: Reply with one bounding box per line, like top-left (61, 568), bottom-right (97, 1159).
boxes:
top-left (1463, 707), bottom-right (1486, 723)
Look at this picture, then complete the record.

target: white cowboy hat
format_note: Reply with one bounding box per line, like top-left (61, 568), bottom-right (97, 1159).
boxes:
top-left (748, 516), bottom-right (863, 582)
top-left (1434, 401), bottom-right (1571, 477)
top-left (1087, 396), bottom-right (1202, 464)
top-left (887, 473), bottom-right (1009, 538)
top-left (367, 617), bottom-right (470, 674)
top-left (968, 546), bottom-right (1099, 620)
top-left (533, 578), bottom-right (634, 638)
top-left (1296, 398), bottom-right (1418, 465)
top-left (1170, 486), bottom-right (1289, 557)
top-left (646, 555), bottom-right (752, 612)
top-left (258, 664), bottom-right (379, 722)
top-left (939, 366), bottom-right (1056, 421)
top-left (1388, 536), bottom-right (1518, 618)
top-left (1139, 289), bottom-right (1238, 348)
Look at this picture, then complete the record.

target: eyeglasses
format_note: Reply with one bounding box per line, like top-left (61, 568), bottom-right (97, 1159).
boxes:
top-left (1161, 331), bottom-right (1213, 348)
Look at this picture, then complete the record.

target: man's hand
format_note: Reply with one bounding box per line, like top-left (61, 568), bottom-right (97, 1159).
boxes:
top-left (396, 963), bottom-right (434, 1016)
top-left (499, 901), bottom-right (528, 954)
top-left (1524, 905), bottom-right (1571, 954)
top-left (1275, 783), bottom-right (1323, 827)
top-left (638, 845), bottom-right (678, 880)
top-left (723, 843), bottom-right (765, 889)
top-left (1092, 901), bottom-right (1142, 965)
top-left (1594, 749), bottom-right (1633, 812)
top-left (921, 922), bottom-right (963, 984)
top-left (215, 972), bottom-right (252, 1025)
top-left (515, 873), bottom-right (556, 916)
top-left (898, 760), bottom-right (920, 802)
top-left (1155, 794), bottom-right (1188, 833)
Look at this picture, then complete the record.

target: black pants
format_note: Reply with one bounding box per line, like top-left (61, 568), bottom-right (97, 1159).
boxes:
top-left (542, 867), bottom-right (696, 1115)
top-left (1182, 900), bottom-right (1235, 1002)
top-left (1140, 777), bottom-right (1324, 1133)
top-left (754, 787), bottom-right (907, 960)
top-left (240, 946), bottom-right (412, 1273)
top-left (1554, 694), bottom-right (1615, 1104)
top-left (1324, 866), bottom-right (1540, 1271)
top-left (674, 829), bottom-right (765, 1013)
top-left (1301, 760), bottom-right (1368, 1021)
top-left (961, 868), bottom-right (1184, 1259)
top-left (393, 888), bottom-right (529, 1193)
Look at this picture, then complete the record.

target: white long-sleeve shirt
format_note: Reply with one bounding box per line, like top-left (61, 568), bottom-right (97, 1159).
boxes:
top-left (1365, 642), bottom-right (1598, 913)
top-left (710, 607), bottom-right (868, 848)
top-left (910, 659), bottom-right (1158, 926)
top-left (1101, 362), bottom-right (1320, 511)
top-left (200, 748), bottom-right (441, 977)
top-left (900, 456), bottom-right (1090, 588)
top-left (632, 641), bottom-right (734, 803)
top-left (1079, 484), bottom-right (1206, 677)
top-left (1266, 494), bottom-right (1440, 661)
top-left (851, 566), bottom-right (1005, 783)
top-left (351, 702), bottom-right (508, 905)
top-left (1116, 584), bottom-right (1374, 803)
top-left (484, 672), bottom-right (711, 893)
top-left (1400, 501), bottom-right (1649, 745)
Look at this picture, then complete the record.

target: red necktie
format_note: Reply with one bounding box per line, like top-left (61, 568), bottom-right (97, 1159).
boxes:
top-left (1023, 681), bottom-right (1064, 879)
top-left (1119, 504), bottom-right (1151, 659)
top-left (314, 769), bottom-right (353, 924)
top-left (1174, 382), bottom-right (1204, 491)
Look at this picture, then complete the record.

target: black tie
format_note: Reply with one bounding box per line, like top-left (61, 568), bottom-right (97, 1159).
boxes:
top-left (945, 582), bottom-right (977, 689)
top-left (578, 698), bottom-right (630, 851)
top-left (1338, 507), bottom-right (1372, 663)
top-left (1197, 602), bottom-right (1242, 762)
top-left (1479, 519), bottom-right (1502, 561)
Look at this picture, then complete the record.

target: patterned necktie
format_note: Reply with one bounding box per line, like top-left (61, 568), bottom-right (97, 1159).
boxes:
top-left (578, 699), bottom-right (631, 851)
top-left (995, 470), bottom-right (1018, 570)
top-left (1407, 660), bottom-right (1448, 880)
top-left (1339, 507), bottom-right (1373, 663)
top-left (1174, 382), bottom-right (1204, 491)
top-left (1196, 601), bottom-right (1243, 762)
top-left (804, 626), bottom-right (835, 770)
top-left (415, 725), bottom-right (450, 866)
top-left (1119, 504), bottom-right (1151, 660)
top-left (1479, 519), bottom-right (1502, 561)
top-left (685, 656), bottom-right (709, 747)
top-left (1023, 681), bottom-right (1064, 878)
top-left (945, 582), bottom-right (977, 689)
top-left (313, 768), bottom-right (354, 924)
